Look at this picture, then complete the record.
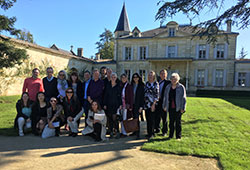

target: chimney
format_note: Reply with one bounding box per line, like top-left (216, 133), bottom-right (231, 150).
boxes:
top-left (95, 53), bottom-right (100, 60)
top-left (70, 45), bottom-right (73, 51)
top-left (226, 20), bottom-right (232, 33)
top-left (77, 48), bottom-right (83, 57)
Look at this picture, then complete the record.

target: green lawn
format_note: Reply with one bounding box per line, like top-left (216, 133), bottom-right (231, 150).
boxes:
top-left (0, 95), bottom-right (20, 136)
top-left (142, 97), bottom-right (250, 170)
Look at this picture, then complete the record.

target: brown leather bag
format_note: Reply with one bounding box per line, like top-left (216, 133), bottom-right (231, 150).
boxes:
top-left (123, 118), bottom-right (139, 133)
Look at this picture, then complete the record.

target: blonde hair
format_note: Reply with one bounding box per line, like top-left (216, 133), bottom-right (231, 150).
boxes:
top-left (171, 73), bottom-right (180, 82)
top-left (148, 70), bottom-right (156, 81)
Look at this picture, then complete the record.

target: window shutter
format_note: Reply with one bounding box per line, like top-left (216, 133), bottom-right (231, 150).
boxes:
top-left (175, 45), bottom-right (178, 58)
top-left (131, 47), bottom-right (133, 60)
top-left (146, 45), bottom-right (149, 59)
top-left (123, 46), bottom-right (125, 60)
top-left (205, 69), bottom-right (208, 86)
top-left (224, 43), bottom-right (228, 59)
top-left (223, 69), bottom-right (227, 87)
top-left (206, 44), bottom-right (210, 59)
top-left (194, 69), bottom-right (198, 86)
top-left (196, 44), bottom-right (199, 59)
top-left (137, 46), bottom-right (140, 60)
top-left (213, 46), bottom-right (217, 59)
top-left (166, 46), bottom-right (169, 58)
top-left (235, 72), bottom-right (239, 87)
top-left (212, 69), bottom-right (216, 86)
top-left (246, 72), bottom-right (250, 87)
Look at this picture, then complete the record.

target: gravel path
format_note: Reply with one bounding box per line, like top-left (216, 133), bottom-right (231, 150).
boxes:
top-left (0, 120), bottom-right (220, 170)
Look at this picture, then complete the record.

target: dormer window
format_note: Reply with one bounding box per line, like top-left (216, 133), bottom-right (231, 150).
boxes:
top-left (168, 28), bottom-right (175, 37)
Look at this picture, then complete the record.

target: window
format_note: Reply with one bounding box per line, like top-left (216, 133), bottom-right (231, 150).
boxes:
top-left (238, 72), bottom-right (246, 86)
top-left (168, 28), bottom-right (175, 37)
top-left (215, 69), bottom-right (224, 86)
top-left (199, 45), bottom-right (206, 59)
top-left (197, 69), bottom-right (205, 86)
top-left (217, 44), bottom-right (225, 59)
top-left (139, 46), bottom-right (147, 60)
top-left (124, 69), bottom-right (131, 81)
top-left (168, 46), bottom-right (175, 58)
top-left (125, 47), bottom-right (132, 60)
top-left (139, 70), bottom-right (146, 82)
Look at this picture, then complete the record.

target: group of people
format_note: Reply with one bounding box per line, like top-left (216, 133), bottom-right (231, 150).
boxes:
top-left (15, 66), bottom-right (186, 141)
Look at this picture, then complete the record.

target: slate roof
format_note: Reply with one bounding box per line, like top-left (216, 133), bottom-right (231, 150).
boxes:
top-left (115, 3), bottom-right (131, 32)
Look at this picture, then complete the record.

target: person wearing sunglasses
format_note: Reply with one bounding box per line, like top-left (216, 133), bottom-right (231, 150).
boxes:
top-left (63, 87), bottom-right (83, 137)
top-left (57, 70), bottom-right (69, 103)
top-left (42, 97), bottom-right (64, 138)
top-left (131, 73), bottom-right (145, 139)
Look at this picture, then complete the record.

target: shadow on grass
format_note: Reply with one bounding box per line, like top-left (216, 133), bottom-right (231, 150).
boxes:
top-left (182, 119), bottom-right (219, 125)
top-left (0, 128), bottom-right (17, 136)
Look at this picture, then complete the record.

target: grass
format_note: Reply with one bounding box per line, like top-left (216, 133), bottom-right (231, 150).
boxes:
top-left (0, 95), bottom-right (20, 136)
top-left (142, 97), bottom-right (250, 170)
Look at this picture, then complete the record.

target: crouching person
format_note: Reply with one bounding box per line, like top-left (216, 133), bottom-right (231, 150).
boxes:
top-left (63, 87), bottom-right (83, 137)
top-left (14, 92), bottom-right (33, 136)
top-left (82, 101), bottom-right (107, 142)
top-left (42, 97), bottom-right (64, 138)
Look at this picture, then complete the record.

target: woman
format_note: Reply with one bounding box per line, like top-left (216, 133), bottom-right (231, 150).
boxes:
top-left (120, 73), bottom-right (134, 138)
top-left (57, 70), bottom-right (68, 103)
top-left (163, 73), bottom-right (186, 140)
top-left (31, 92), bottom-right (48, 135)
top-left (63, 87), bottom-right (84, 137)
top-left (82, 101), bottom-right (107, 142)
top-left (68, 72), bottom-right (84, 106)
top-left (14, 92), bottom-right (33, 136)
top-left (131, 73), bottom-right (145, 139)
top-left (144, 71), bottom-right (159, 139)
top-left (42, 97), bottom-right (64, 138)
top-left (103, 72), bottom-right (122, 138)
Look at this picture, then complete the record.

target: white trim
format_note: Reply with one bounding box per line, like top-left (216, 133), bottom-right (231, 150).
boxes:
top-left (223, 69), bottom-right (227, 87)
top-left (122, 46), bottom-right (125, 60)
top-left (206, 44), bottom-right (210, 59)
top-left (146, 45), bottom-right (149, 59)
top-left (224, 43), bottom-right (228, 59)
top-left (137, 46), bottom-right (140, 60)
top-left (194, 69), bottom-right (198, 86)
top-left (205, 69), bottom-right (208, 86)
top-left (235, 72), bottom-right (239, 87)
top-left (246, 72), bottom-right (250, 87)
top-left (212, 69), bottom-right (216, 86)
top-left (196, 44), bottom-right (199, 59)
top-left (165, 46), bottom-right (168, 58)
top-left (213, 46), bottom-right (217, 59)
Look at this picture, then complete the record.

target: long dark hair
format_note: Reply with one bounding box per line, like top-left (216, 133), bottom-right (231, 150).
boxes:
top-left (20, 92), bottom-right (32, 108)
top-left (90, 100), bottom-right (102, 112)
top-left (69, 72), bottom-right (80, 83)
top-left (35, 92), bottom-right (46, 103)
top-left (131, 73), bottom-right (144, 86)
top-left (65, 87), bottom-right (75, 99)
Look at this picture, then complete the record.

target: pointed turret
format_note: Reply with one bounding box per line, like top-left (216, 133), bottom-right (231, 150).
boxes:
top-left (114, 3), bottom-right (131, 38)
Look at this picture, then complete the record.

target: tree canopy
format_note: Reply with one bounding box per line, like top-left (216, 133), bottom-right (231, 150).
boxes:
top-left (156, 0), bottom-right (250, 42)
top-left (0, 0), bottom-right (28, 69)
top-left (16, 29), bottom-right (34, 43)
top-left (95, 28), bottom-right (114, 59)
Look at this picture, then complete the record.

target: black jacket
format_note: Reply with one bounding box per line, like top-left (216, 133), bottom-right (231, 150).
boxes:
top-left (63, 96), bottom-right (82, 118)
top-left (43, 77), bottom-right (59, 101)
top-left (104, 82), bottom-right (122, 109)
top-left (133, 83), bottom-right (145, 114)
top-left (68, 80), bottom-right (84, 106)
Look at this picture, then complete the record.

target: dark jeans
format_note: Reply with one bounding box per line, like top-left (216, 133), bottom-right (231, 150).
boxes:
top-left (169, 109), bottom-right (182, 139)
top-left (145, 108), bottom-right (157, 137)
top-left (93, 123), bottom-right (102, 141)
top-left (83, 99), bottom-right (90, 126)
top-left (155, 104), bottom-right (168, 134)
top-left (133, 108), bottom-right (140, 137)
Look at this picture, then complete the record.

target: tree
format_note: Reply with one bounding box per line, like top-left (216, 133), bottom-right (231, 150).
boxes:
top-left (95, 28), bottom-right (114, 59)
top-left (0, 0), bottom-right (28, 69)
top-left (16, 29), bottom-right (34, 43)
top-left (238, 47), bottom-right (248, 59)
top-left (156, 0), bottom-right (250, 43)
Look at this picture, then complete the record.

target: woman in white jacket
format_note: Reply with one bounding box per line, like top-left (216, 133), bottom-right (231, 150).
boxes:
top-left (82, 101), bottom-right (107, 142)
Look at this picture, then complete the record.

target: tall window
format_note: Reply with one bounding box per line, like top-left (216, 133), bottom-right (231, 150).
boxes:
top-left (217, 44), bottom-right (225, 59)
top-left (124, 69), bottom-right (131, 81)
top-left (168, 28), bottom-right (175, 37)
top-left (215, 69), bottom-right (224, 86)
top-left (197, 69), bottom-right (205, 86)
top-left (139, 70), bottom-right (146, 82)
top-left (125, 47), bottom-right (131, 60)
top-left (199, 45), bottom-right (206, 59)
top-left (168, 46), bottom-right (175, 58)
top-left (238, 72), bottom-right (246, 86)
top-left (139, 46), bottom-right (147, 60)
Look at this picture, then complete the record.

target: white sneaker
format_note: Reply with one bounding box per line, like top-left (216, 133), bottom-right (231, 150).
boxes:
top-left (19, 132), bottom-right (24, 136)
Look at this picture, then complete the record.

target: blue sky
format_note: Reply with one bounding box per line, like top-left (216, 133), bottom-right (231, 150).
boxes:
top-left (1, 0), bottom-right (249, 58)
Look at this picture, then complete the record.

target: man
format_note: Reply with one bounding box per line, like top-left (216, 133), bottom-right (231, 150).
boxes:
top-left (87, 69), bottom-right (104, 106)
top-left (43, 67), bottom-right (58, 102)
top-left (82, 70), bottom-right (91, 125)
top-left (22, 68), bottom-right (44, 101)
top-left (155, 69), bottom-right (171, 136)
top-left (100, 66), bottom-right (107, 80)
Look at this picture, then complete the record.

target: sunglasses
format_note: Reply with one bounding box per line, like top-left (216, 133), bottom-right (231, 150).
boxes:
top-left (50, 100), bottom-right (57, 103)
top-left (59, 74), bottom-right (65, 76)
top-left (133, 77), bottom-right (139, 78)
top-left (66, 91), bottom-right (73, 93)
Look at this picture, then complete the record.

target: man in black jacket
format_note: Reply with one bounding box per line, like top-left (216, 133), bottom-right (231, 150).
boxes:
top-left (155, 69), bottom-right (171, 136)
top-left (43, 67), bottom-right (59, 102)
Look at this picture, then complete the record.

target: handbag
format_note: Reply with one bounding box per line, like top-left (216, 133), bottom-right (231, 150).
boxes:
top-left (123, 118), bottom-right (139, 133)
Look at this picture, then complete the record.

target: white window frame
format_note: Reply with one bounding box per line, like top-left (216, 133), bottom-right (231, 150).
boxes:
top-left (124, 69), bottom-right (131, 81)
top-left (238, 72), bottom-right (247, 87)
top-left (139, 69), bottom-right (147, 82)
top-left (197, 69), bottom-right (205, 86)
top-left (216, 44), bottom-right (225, 59)
top-left (198, 45), bottom-right (206, 59)
top-left (168, 28), bottom-right (175, 37)
top-left (124, 47), bottom-right (132, 60)
top-left (215, 69), bottom-right (224, 86)
top-left (138, 46), bottom-right (148, 60)
top-left (168, 46), bottom-right (176, 58)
